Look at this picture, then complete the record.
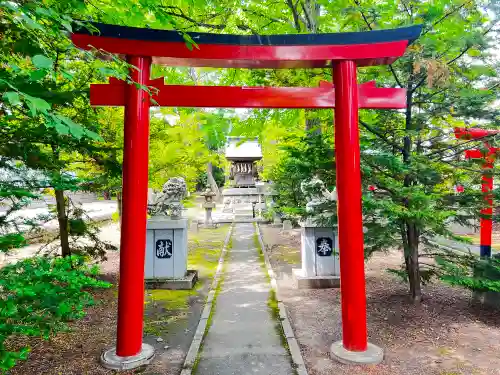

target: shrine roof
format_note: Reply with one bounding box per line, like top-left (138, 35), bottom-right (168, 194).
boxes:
top-left (72, 22), bottom-right (422, 69)
top-left (225, 137), bottom-right (262, 160)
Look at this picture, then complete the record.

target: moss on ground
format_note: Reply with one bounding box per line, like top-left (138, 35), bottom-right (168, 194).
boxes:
top-left (148, 289), bottom-right (192, 310)
top-left (254, 224), bottom-right (297, 372)
top-left (188, 247), bottom-right (222, 280)
top-left (253, 225), bottom-right (270, 282)
top-left (191, 226), bottom-right (232, 374)
top-left (143, 224), bottom-right (230, 337)
top-left (273, 245), bottom-right (301, 265)
top-left (256, 224), bottom-right (300, 265)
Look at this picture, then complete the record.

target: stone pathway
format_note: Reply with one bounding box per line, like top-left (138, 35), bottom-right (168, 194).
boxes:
top-left (195, 223), bottom-right (294, 375)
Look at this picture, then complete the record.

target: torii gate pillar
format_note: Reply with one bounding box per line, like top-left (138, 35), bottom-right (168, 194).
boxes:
top-left (101, 56), bottom-right (155, 369)
top-left (334, 61), bottom-right (366, 350)
top-left (330, 61), bottom-right (383, 362)
top-left (455, 127), bottom-right (499, 258)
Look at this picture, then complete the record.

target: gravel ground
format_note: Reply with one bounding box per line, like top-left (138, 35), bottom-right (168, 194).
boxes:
top-left (260, 225), bottom-right (500, 375)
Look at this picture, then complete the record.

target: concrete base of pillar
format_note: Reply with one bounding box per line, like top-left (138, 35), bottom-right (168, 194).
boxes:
top-left (145, 270), bottom-right (198, 290)
top-left (292, 268), bottom-right (340, 289)
top-left (101, 343), bottom-right (155, 370)
top-left (330, 341), bottom-right (383, 365)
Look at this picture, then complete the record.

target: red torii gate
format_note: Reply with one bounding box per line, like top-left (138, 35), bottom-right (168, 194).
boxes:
top-left (72, 22), bottom-right (422, 369)
top-left (455, 127), bottom-right (499, 257)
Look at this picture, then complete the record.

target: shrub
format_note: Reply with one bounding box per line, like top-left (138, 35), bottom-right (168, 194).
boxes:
top-left (437, 252), bottom-right (500, 293)
top-left (0, 256), bottom-right (111, 373)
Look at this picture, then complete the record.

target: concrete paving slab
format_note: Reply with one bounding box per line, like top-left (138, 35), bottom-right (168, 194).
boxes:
top-left (195, 223), bottom-right (294, 375)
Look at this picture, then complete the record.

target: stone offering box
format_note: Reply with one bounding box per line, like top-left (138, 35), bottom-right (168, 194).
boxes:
top-left (293, 221), bottom-right (340, 289)
top-left (145, 217), bottom-right (197, 289)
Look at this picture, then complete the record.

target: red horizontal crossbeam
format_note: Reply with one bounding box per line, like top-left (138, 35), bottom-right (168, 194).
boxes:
top-left (454, 127), bottom-right (500, 140)
top-left (72, 34), bottom-right (409, 69)
top-left (465, 148), bottom-right (499, 159)
top-left (465, 149), bottom-right (487, 159)
top-left (90, 79), bottom-right (406, 109)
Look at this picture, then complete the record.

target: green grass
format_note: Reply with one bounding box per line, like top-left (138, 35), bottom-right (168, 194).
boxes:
top-left (253, 229), bottom-right (271, 283)
top-left (437, 347), bottom-right (453, 356)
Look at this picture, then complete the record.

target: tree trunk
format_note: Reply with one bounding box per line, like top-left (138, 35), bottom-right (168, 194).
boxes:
top-left (117, 191), bottom-right (122, 216)
top-left (402, 86), bottom-right (422, 302)
top-left (303, 0), bottom-right (320, 32)
top-left (117, 191), bottom-right (123, 226)
top-left (55, 189), bottom-right (70, 257)
top-left (284, 0), bottom-right (322, 135)
top-left (405, 221), bottom-right (422, 302)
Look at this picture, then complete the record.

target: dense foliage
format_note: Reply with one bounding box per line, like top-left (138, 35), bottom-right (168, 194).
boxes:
top-left (0, 256), bottom-right (111, 372)
top-left (0, 0), bottom-right (126, 257)
top-left (437, 253), bottom-right (500, 292)
top-left (192, 0), bottom-right (499, 300)
top-left (267, 132), bottom-right (336, 219)
top-left (1, 7), bottom-right (500, 374)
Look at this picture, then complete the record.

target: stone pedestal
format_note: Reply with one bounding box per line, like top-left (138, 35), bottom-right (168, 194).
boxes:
top-left (202, 202), bottom-right (216, 227)
top-left (145, 217), bottom-right (197, 289)
top-left (272, 215), bottom-right (282, 227)
top-left (101, 344), bottom-right (155, 370)
top-left (282, 220), bottom-right (293, 231)
top-left (293, 221), bottom-right (340, 289)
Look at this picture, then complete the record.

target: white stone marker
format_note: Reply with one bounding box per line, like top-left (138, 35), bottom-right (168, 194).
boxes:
top-left (145, 217), bottom-right (188, 279)
top-left (293, 220), bottom-right (340, 288)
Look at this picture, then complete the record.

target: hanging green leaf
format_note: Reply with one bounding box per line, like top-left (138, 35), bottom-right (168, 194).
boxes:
top-left (61, 70), bottom-right (74, 81)
top-left (25, 96), bottom-right (51, 114)
top-left (60, 116), bottom-right (84, 139)
top-left (84, 129), bottom-right (104, 142)
top-left (32, 55), bottom-right (53, 70)
top-left (2, 92), bottom-right (21, 106)
top-left (54, 122), bottom-right (70, 136)
top-left (61, 21), bottom-right (72, 32)
top-left (467, 49), bottom-right (481, 57)
top-left (20, 14), bottom-right (44, 30)
top-left (29, 70), bottom-right (48, 81)
top-left (98, 67), bottom-right (117, 77)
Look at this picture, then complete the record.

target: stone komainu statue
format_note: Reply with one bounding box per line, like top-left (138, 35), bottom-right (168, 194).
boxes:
top-left (300, 176), bottom-right (337, 219)
top-left (148, 177), bottom-right (187, 219)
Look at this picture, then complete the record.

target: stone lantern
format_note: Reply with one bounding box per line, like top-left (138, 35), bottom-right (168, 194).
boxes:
top-left (200, 185), bottom-right (217, 226)
top-left (255, 180), bottom-right (266, 218)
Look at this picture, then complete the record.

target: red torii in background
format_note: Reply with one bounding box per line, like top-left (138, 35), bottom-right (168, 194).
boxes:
top-left (72, 22), bottom-right (422, 369)
top-left (455, 127), bottom-right (500, 257)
